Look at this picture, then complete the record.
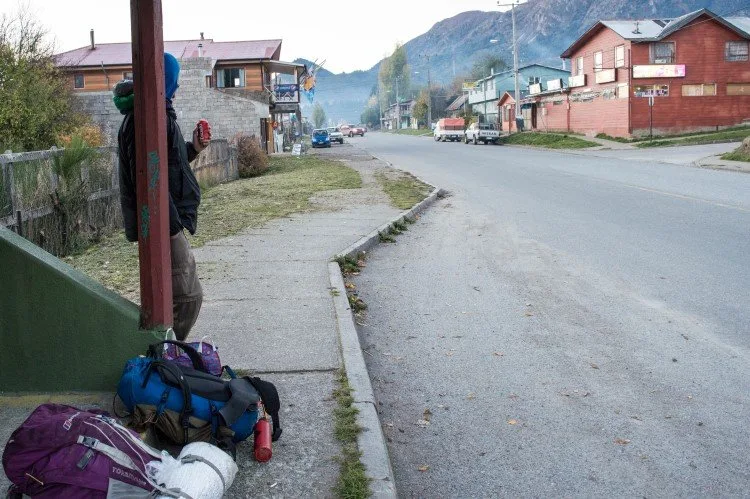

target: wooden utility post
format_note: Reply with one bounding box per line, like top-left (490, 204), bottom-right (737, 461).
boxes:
top-left (130, 0), bottom-right (172, 330)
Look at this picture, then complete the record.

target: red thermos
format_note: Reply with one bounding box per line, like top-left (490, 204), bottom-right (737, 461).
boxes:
top-left (254, 411), bottom-right (273, 463)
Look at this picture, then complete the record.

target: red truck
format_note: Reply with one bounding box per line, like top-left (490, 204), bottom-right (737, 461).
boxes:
top-left (433, 118), bottom-right (465, 142)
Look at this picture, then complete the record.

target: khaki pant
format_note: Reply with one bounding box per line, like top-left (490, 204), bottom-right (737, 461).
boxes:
top-left (171, 231), bottom-right (203, 340)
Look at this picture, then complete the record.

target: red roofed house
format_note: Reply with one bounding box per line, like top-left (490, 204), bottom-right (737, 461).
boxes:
top-left (55, 32), bottom-right (306, 151)
top-left (522, 9), bottom-right (750, 137)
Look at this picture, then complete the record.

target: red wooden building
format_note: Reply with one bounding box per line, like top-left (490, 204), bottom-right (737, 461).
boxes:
top-left (517, 9), bottom-right (750, 137)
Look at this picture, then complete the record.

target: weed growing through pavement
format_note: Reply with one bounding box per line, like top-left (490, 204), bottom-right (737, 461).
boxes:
top-left (335, 255), bottom-right (361, 275)
top-left (348, 294), bottom-right (367, 312)
top-left (333, 369), bottom-right (369, 498)
top-left (379, 232), bottom-right (396, 243)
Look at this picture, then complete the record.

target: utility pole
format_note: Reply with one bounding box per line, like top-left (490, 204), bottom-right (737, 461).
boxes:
top-left (395, 76), bottom-right (401, 130)
top-left (421, 54), bottom-right (433, 128)
top-left (498, 0), bottom-right (522, 125)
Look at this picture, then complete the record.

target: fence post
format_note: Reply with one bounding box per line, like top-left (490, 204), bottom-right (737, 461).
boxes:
top-left (48, 146), bottom-right (59, 191)
top-left (15, 210), bottom-right (22, 237)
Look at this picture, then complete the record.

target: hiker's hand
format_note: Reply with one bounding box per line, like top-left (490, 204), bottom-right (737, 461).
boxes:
top-left (193, 127), bottom-right (209, 152)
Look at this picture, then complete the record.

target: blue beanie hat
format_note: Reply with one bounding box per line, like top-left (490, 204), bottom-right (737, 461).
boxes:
top-left (164, 53), bottom-right (180, 99)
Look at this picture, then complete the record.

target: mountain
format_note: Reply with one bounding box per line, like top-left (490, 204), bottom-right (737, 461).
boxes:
top-left (304, 0), bottom-right (749, 123)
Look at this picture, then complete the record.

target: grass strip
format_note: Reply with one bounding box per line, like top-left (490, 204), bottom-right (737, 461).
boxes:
top-left (636, 129), bottom-right (750, 148)
top-left (375, 171), bottom-right (433, 210)
top-left (499, 132), bottom-right (597, 149)
top-left (333, 369), bottom-right (370, 499)
top-left (720, 149), bottom-right (750, 162)
top-left (66, 155), bottom-right (362, 302)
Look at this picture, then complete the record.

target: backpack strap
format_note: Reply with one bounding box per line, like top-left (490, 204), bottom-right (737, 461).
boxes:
top-left (246, 377), bottom-right (282, 441)
top-left (150, 360), bottom-right (194, 443)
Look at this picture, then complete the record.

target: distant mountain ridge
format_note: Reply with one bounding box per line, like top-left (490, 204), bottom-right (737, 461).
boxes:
top-left (303, 0), bottom-right (749, 123)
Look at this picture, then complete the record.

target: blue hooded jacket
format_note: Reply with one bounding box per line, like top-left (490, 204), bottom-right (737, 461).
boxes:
top-left (164, 52), bottom-right (180, 100)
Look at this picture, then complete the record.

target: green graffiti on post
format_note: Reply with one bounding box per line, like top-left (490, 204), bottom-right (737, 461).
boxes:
top-left (140, 205), bottom-right (150, 239)
top-left (148, 151), bottom-right (160, 192)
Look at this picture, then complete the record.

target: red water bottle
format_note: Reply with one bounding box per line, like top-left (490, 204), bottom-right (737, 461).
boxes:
top-left (254, 406), bottom-right (273, 463)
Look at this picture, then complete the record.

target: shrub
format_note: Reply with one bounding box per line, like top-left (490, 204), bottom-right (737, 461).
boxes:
top-left (235, 135), bottom-right (268, 178)
top-left (57, 123), bottom-right (105, 148)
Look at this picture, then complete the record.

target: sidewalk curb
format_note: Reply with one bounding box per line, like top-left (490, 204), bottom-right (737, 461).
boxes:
top-left (328, 168), bottom-right (441, 498)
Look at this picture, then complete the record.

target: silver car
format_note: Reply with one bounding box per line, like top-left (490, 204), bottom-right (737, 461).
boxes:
top-left (327, 127), bottom-right (344, 144)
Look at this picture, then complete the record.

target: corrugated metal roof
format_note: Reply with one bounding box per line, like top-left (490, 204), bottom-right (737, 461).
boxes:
top-left (446, 94), bottom-right (468, 111)
top-left (725, 17), bottom-right (750, 37)
top-left (600, 20), bottom-right (669, 40)
top-left (562, 9), bottom-right (750, 58)
top-left (55, 38), bottom-right (283, 67)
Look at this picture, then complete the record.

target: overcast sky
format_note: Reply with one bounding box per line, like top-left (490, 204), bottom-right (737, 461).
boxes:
top-left (7, 0), bottom-right (501, 74)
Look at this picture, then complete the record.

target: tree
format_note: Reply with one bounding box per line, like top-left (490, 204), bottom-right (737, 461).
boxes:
top-left (470, 54), bottom-right (508, 81)
top-left (312, 103), bottom-right (327, 128)
top-left (412, 90), bottom-right (429, 128)
top-left (0, 7), bottom-right (83, 151)
top-left (360, 95), bottom-right (380, 128)
top-left (378, 44), bottom-right (411, 109)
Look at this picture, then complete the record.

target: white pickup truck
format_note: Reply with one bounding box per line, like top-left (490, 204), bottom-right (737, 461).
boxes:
top-left (464, 122), bottom-right (500, 145)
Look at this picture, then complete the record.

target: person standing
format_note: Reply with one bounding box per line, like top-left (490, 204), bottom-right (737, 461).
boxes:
top-left (114, 53), bottom-right (208, 339)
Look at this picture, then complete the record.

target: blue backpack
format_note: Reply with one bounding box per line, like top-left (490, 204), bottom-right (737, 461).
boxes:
top-left (116, 343), bottom-right (281, 447)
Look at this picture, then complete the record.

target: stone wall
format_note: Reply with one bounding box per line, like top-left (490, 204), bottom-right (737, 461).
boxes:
top-left (74, 57), bottom-right (270, 144)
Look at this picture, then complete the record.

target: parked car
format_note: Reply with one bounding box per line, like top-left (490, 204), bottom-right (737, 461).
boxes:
top-left (327, 127), bottom-right (344, 144)
top-left (347, 124), bottom-right (365, 137)
top-left (434, 117), bottom-right (465, 142)
top-left (311, 129), bottom-right (331, 148)
top-left (339, 124), bottom-right (351, 136)
top-left (464, 122), bottom-right (500, 145)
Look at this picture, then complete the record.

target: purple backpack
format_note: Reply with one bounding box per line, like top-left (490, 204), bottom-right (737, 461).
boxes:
top-left (2, 404), bottom-right (164, 498)
top-left (148, 339), bottom-right (223, 377)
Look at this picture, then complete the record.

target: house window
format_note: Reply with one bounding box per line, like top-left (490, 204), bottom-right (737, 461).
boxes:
top-left (74, 73), bottom-right (84, 89)
top-left (205, 75), bottom-right (212, 88)
top-left (576, 56), bottom-right (583, 76)
top-left (727, 83), bottom-right (750, 96)
top-left (617, 83), bottom-right (629, 99)
top-left (682, 84), bottom-right (717, 96)
top-left (594, 51), bottom-right (603, 72)
top-left (216, 68), bottom-right (245, 88)
top-left (615, 45), bottom-right (625, 68)
top-left (123, 71), bottom-right (133, 80)
top-left (651, 42), bottom-right (675, 64)
top-left (725, 41), bottom-right (749, 62)
top-left (528, 76), bottom-right (540, 85)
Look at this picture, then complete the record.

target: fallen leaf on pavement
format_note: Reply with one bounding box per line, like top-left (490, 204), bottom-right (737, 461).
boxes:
top-left (507, 419), bottom-right (518, 425)
top-left (524, 312), bottom-right (534, 317)
top-left (345, 282), bottom-right (356, 290)
top-left (614, 438), bottom-right (631, 445)
top-left (493, 352), bottom-right (504, 357)
top-left (423, 408), bottom-right (432, 422)
top-left (417, 465), bottom-right (429, 472)
top-left (416, 419), bottom-right (430, 428)
top-left (590, 363), bottom-right (599, 369)
top-left (466, 392), bottom-right (476, 400)
top-left (446, 350), bottom-right (455, 357)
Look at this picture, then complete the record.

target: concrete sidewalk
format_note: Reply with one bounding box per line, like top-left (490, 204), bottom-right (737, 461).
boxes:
top-left (0, 144), bottom-right (402, 498)
top-left (185, 144), bottom-right (402, 497)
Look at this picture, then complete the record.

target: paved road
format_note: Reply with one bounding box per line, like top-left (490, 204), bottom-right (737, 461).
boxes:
top-left (350, 133), bottom-right (750, 497)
